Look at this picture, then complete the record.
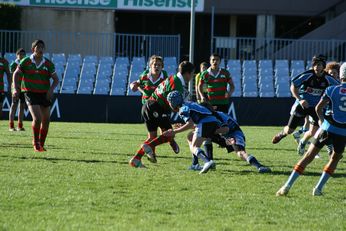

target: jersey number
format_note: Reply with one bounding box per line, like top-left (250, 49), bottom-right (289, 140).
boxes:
top-left (339, 96), bottom-right (346, 112)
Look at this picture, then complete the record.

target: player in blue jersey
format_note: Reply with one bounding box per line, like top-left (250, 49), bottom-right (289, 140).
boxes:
top-left (209, 112), bottom-right (272, 173)
top-left (276, 62), bottom-right (346, 196)
top-left (272, 55), bottom-right (339, 155)
top-left (161, 91), bottom-right (229, 174)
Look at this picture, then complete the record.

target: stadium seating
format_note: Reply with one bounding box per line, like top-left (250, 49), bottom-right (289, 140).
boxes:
top-left (49, 53), bottom-right (317, 98)
top-left (4, 53), bottom-right (16, 64)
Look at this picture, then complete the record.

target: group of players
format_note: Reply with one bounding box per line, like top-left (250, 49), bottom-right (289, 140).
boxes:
top-left (1, 41), bottom-right (344, 196)
top-left (0, 39), bottom-right (59, 152)
top-left (128, 53), bottom-right (345, 196)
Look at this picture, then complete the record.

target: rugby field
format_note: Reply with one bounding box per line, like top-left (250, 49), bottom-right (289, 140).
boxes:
top-left (0, 122), bottom-right (345, 230)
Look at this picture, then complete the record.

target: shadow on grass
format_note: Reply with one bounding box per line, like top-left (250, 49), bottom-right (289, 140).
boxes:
top-left (0, 154), bottom-right (129, 165)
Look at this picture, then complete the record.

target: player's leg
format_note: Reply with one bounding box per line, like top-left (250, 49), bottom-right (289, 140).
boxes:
top-left (130, 102), bottom-right (160, 167)
top-left (9, 95), bottom-right (19, 131)
top-left (276, 129), bottom-right (326, 196)
top-left (27, 104), bottom-right (43, 152)
top-left (192, 122), bottom-right (218, 174)
top-left (187, 130), bottom-right (202, 171)
top-left (272, 104), bottom-right (305, 144)
top-left (297, 124), bottom-right (318, 155)
top-left (292, 116), bottom-right (310, 144)
top-left (313, 134), bottom-right (345, 196)
top-left (39, 105), bottom-right (50, 150)
top-left (17, 95), bottom-right (26, 131)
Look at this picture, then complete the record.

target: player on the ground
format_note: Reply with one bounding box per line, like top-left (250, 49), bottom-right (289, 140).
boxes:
top-left (198, 53), bottom-right (235, 163)
top-left (276, 62), bottom-right (346, 196)
top-left (9, 48), bottom-right (27, 131)
top-left (12, 39), bottom-right (59, 152)
top-left (129, 61), bottom-right (194, 168)
top-left (272, 55), bottom-right (339, 156)
top-left (129, 55), bottom-right (180, 155)
top-left (0, 53), bottom-right (11, 121)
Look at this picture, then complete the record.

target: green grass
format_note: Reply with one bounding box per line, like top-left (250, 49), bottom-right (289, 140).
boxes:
top-left (0, 122), bottom-right (345, 231)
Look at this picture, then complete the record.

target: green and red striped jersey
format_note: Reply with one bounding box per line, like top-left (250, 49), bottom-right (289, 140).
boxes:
top-left (0, 57), bottom-right (9, 93)
top-left (18, 55), bottom-right (55, 93)
top-left (139, 69), bottom-right (168, 104)
top-left (149, 73), bottom-right (186, 111)
top-left (200, 68), bottom-right (231, 105)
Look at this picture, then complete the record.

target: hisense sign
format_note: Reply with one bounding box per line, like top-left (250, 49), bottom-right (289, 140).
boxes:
top-left (118, 0), bottom-right (204, 12)
top-left (30, 0), bottom-right (116, 8)
top-left (0, 0), bottom-right (204, 11)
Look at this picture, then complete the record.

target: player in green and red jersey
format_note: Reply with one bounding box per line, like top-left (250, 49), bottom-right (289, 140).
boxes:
top-left (12, 40), bottom-right (59, 152)
top-left (129, 61), bottom-right (195, 168)
top-left (0, 53), bottom-right (11, 120)
top-left (129, 55), bottom-right (180, 156)
top-left (130, 55), bottom-right (168, 104)
top-left (197, 53), bottom-right (235, 163)
top-left (9, 48), bottom-right (26, 131)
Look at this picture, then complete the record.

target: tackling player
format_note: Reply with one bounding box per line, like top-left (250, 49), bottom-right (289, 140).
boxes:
top-left (277, 62), bottom-right (346, 196)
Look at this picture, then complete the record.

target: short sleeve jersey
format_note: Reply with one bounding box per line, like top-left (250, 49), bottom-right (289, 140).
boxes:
top-left (320, 83), bottom-right (346, 136)
top-left (291, 70), bottom-right (339, 107)
top-left (19, 55), bottom-right (55, 93)
top-left (0, 57), bottom-right (10, 93)
top-left (138, 69), bottom-right (168, 104)
top-left (179, 101), bottom-right (220, 125)
top-left (200, 67), bottom-right (231, 105)
top-left (149, 74), bottom-right (185, 111)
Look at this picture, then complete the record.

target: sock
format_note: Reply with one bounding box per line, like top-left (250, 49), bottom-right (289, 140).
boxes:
top-left (204, 141), bottom-right (213, 160)
top-left (18, 122), bottom-right (23, 129)
top-left (149, 135), bottom-right (172, 149)
top-left (246, 155), bottom-right (262, 169)
top-left (32, 126), bottom-right (40, 146)
top-left (315, 172), bottom-right (331, 191)
top-left (134, 138), bottom-right (153, 160)
top-left (9, 121), bottom-right (14, 129)
top-left (284, 165), bottom-right (305, 188)
top-left (39, 129), bottom-right (48, 148)
top-left (192, 155), bottom-right (199, 165)
top-left (194, 148), bottom-right (210, 163)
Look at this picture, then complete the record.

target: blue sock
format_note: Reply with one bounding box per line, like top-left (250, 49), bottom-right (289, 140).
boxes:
top-left (315, 172), bottom-right (331, 191)
top-left (285, 170), bottom-right (300, 188)
top-left (192, 154), bottom-right (199, 165)
top-left (247, 155), bottom-right (262, 169)
top-left (195, 148), bottom-right (210, 163)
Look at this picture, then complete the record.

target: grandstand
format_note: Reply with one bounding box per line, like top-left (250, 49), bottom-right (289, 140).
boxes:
top-left (5, 52), bottom-right (314, 97)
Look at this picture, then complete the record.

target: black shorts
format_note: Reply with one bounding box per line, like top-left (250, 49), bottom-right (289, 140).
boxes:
top-left (195, 121), bottom-right (220, 139)
top-left (312, 129), bottom-right (346, 154)
top-left (12, 92), bottom-right (25, 104)
top-left (288, 104), bottom-right (319, 129)
top-left (141, 100), bottom-right (172, 132)
top-left (0, 92), bottom-right (4, 103)
top-left (24, 92), bottom-right (52, 107)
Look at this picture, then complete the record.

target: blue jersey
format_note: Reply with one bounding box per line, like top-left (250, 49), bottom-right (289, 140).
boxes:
top-left (320, 83), bottom-right (346, 136)
top-left (291, 70), bottom-right (339, 107)
top-left (216, 111), bottom-right (240, 132)
top-left (179, 102), bottom-right (221, 125)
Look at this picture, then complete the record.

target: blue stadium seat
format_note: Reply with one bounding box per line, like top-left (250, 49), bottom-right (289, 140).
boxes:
top-left (83, 55), bottom-right (98, 64)
top-left (4, 53), bottom-right (16, 64)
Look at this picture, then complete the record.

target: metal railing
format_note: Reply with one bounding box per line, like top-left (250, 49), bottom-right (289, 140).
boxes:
top-left (0, 30), bottom-right (180, 61)
top-left (212, 36), bottom-right (346, 61)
